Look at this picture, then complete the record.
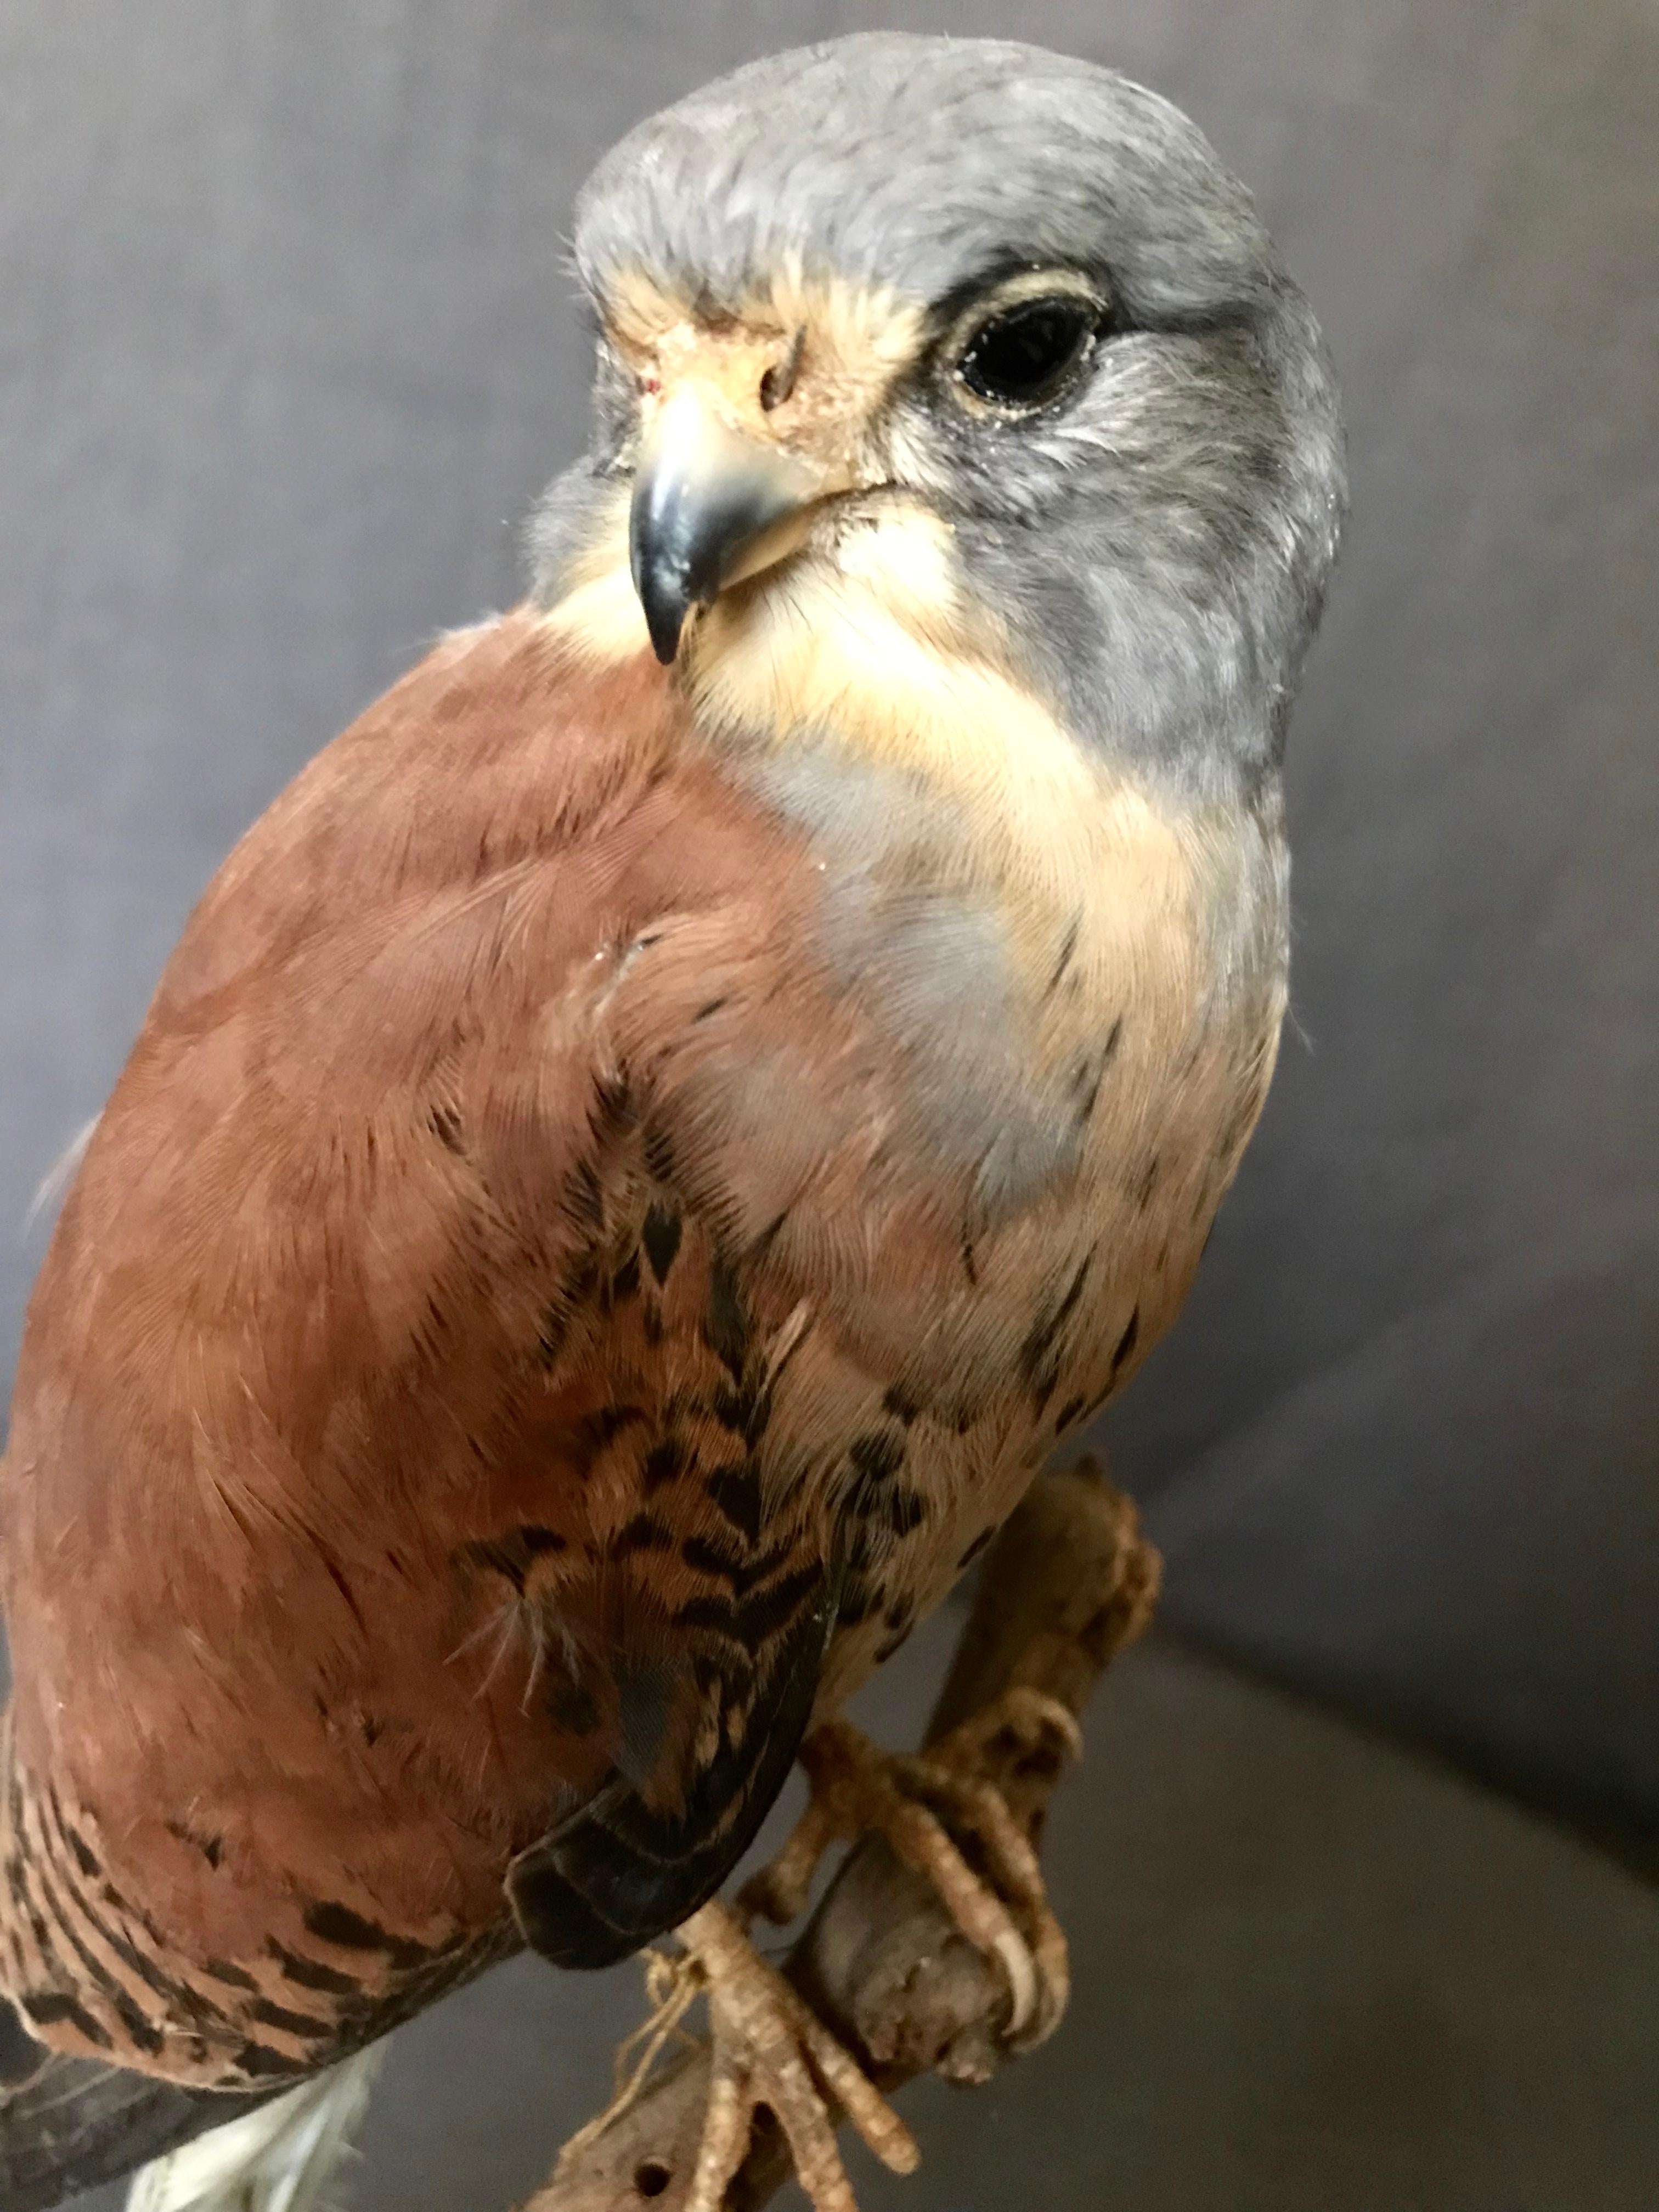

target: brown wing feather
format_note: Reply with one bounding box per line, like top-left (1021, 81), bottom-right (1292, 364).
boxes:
top-left (0, 613), bottom-right (975, 2086)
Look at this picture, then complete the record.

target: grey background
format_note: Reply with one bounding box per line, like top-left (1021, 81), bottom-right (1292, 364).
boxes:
top-left (1, 1), bottom-right (1654, 2205)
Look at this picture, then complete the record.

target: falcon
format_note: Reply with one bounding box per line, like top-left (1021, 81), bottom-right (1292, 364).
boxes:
top-left (0, 32), bottom-right (1344, 2212)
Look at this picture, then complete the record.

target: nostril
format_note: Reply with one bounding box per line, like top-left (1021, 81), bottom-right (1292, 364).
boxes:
top-left (759, 324), bottom-right (806, 412)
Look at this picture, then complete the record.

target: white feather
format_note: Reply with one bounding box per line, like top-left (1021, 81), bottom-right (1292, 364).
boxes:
top-left (22, 1115), bottom-right (100, 1238)
top-left (124, 2049), bottom-right (382, 2212)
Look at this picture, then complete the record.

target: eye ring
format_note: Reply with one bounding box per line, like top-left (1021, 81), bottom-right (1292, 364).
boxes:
top-left (945, 271), bottom-right (1111, 419)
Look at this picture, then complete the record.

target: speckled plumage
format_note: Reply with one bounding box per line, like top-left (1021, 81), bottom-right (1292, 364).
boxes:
top-left (0, 33), bottom-right (1342, 2210)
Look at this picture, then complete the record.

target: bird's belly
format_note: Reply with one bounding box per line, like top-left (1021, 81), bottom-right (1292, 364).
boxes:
top-left (811, 985), bottom-right (1284, 1718)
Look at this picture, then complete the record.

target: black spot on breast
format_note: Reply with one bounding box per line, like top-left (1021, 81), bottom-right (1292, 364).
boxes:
top-left (1056, 1395), bottom-right (1088, 1432)
top-left (1071, 1017), bottom-right (1125, 1127)
top-left (1019, 1251), bottom-right (1094, 1396)
top-left (642, 1204), bottom-right (682, 1285)
top-left (694, 995), bottom-right (730, 1023)
top-left (610, 1250), bottom-right (642, 1303)
top-left (1110, 1305), bottom-right (1141, 1378)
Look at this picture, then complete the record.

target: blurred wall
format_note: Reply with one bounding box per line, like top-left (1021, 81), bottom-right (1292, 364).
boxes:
top-left (1, 0), bottom-right (1654, 1857)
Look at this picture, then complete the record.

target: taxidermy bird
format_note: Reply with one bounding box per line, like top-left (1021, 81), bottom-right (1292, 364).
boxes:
top-left (0, 31), bottom-right (1344, 2212)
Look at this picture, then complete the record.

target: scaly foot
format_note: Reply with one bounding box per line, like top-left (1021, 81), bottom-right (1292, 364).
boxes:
top-left (668, 1899), bottom-right (917, 2212)
top-left (740, 1688), bottom-right (1082, 2051)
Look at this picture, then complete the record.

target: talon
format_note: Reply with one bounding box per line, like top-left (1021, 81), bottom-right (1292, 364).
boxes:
top-left (668, 1899), bottom-right (918, 2212)
top-left (988, 1925), bottom-right (1039, 2037)
top-left (746, 1700), bottom-right (1079, 2055)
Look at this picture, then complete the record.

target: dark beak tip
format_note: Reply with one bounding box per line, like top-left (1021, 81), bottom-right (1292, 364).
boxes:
top-left (639, 573), bottom-right (691, 664)
top-left (629, 477), bottom-right (692, 663)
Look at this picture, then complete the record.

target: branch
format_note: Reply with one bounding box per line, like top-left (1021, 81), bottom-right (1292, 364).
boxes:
top-left (525, 1459), bottom-right (1161, 2212)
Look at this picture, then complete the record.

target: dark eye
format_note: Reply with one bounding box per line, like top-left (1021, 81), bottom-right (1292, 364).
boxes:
top-left (955, 295), bottom-right (1104, 413)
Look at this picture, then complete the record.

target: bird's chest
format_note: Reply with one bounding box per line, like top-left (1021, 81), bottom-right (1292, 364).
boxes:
top-left (769, 777), bottom-right (1289, 1712)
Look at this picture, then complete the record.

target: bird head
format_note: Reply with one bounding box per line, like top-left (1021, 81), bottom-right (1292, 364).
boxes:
top-left (533, 33), bottom-right (1345, 791)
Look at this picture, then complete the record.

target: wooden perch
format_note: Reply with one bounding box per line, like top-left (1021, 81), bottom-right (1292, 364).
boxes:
top-left (526, 1459), bottom-right (1161, 2212)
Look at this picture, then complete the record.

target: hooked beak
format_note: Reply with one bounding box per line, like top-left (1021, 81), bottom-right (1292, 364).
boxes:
top-left (628, 386), bottom-right (828, 663)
